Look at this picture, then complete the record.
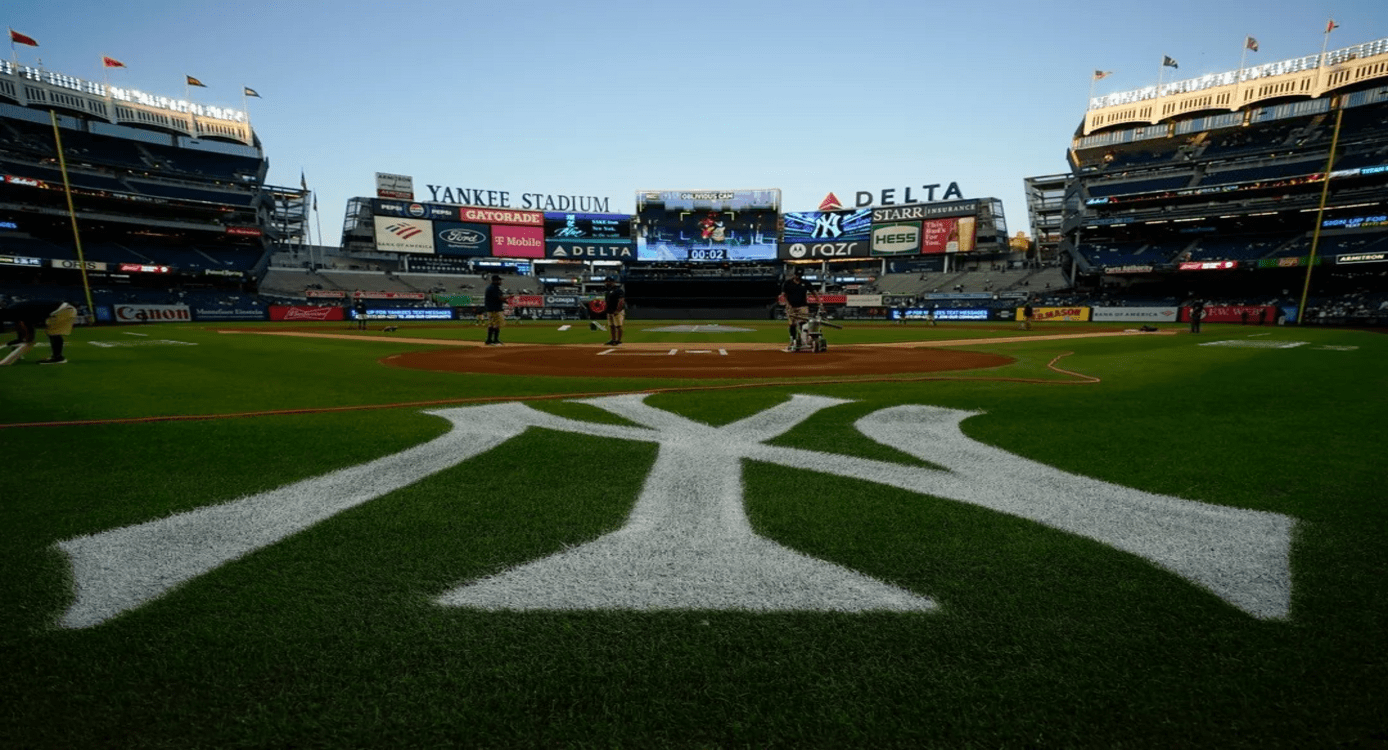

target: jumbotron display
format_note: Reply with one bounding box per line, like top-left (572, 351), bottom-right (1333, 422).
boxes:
top-left (636, 189), bottom-right (780, 262)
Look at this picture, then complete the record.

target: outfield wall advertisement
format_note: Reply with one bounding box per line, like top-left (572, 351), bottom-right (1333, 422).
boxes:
top-left (350, 308), bottom-right (454, 321)
top-left (1017, 306), bottom-right (1092, 322)
top-left (269, 305), bottom-right (345, 322)
top-left (191, 307), bottom-right (267, 321)
top-left (892, 308), bottom-right (990, 321)
top-left (1091, 306), bottom-right (1179, 322)
top-left (112, 304), bottom-right (192, 323)
top-left (1180, 305), bottom-right (1278, 323)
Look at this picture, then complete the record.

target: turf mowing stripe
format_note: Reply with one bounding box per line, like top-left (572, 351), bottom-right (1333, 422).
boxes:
top-left (0, 352), bottom-right (1100, 430)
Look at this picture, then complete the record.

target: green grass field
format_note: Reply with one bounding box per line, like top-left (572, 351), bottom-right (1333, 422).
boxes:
top-left (1, 319), bottom-right (1384, 748)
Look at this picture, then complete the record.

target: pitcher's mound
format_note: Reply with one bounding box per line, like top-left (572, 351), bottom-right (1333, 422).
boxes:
top-left (385, 344), bottom-right (1012, 379)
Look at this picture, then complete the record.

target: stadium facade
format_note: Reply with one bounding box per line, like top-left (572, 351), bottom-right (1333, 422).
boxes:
top-left (332, 189), bottom-right (1015, 318)
top-left (1060, 36), bottom-right (1388, 311)
top-left (0, 61), bottom-right (305, 322)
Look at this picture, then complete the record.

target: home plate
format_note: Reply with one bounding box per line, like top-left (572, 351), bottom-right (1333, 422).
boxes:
top-left (599, 348), bottom-right (729, 356)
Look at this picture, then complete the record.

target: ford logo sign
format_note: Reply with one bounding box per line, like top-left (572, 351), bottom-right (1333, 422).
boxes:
top-left (441, 229), bottom-right (485, 245)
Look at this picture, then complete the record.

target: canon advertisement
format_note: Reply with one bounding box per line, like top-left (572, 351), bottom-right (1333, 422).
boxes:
top-left (112, 304), bottom-right (192, 323)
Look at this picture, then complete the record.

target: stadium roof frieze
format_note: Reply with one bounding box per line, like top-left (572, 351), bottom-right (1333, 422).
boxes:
top-left (0, 61), bottom-right (254, 146)
top-left (1084, 37), bottom-right (1388, 135)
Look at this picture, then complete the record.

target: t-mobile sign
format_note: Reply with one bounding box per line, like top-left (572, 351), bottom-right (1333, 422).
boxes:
top-left (492, 225), bottom-right (545, 258)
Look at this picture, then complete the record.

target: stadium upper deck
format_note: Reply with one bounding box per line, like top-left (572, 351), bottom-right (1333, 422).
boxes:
top-left (1061, 36), bottom-right (1388, 296)
top-left (0, 62), bottom-right (301, 299)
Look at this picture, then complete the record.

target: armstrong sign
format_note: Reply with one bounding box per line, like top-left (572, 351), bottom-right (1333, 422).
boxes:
top-left (54, 394), bottom-right (1293, 629)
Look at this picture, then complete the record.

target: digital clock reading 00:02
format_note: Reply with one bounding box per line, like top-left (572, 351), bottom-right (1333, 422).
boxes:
top-left (689, 248), bottom-right (727, 261)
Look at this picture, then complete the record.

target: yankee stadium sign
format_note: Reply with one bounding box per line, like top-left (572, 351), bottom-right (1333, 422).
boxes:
top-left (425, 184), bottom-right (614, 212)
top-left (55, 395), bottom-right (1293, 629)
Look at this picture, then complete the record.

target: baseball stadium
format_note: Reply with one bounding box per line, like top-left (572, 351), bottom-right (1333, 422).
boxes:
top-left (2, 31), bottom-right (1387, 749)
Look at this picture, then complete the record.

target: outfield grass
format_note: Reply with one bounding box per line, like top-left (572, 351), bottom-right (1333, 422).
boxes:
top-left (1, 320), bottom-right (1384, 748)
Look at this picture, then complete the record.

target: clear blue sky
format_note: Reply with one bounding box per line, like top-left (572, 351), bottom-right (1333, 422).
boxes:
top-left (10, 1), bottom-right (1387, 245)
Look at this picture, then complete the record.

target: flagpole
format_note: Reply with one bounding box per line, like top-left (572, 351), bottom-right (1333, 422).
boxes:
top-left (1237, 38), bottom-right (1249, 107)
top-left (1319, 19), bottom-right (1335, 81)
top-left (314, 193), bottom-right (325, 262)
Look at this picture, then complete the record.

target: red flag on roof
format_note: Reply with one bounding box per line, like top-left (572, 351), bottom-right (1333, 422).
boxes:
top-left (9, 29), bottom-right (39, 47)
top-left (1325, 18), bottom-right (1339, 34)
top-left (102, 56), bottom-right (126, 68)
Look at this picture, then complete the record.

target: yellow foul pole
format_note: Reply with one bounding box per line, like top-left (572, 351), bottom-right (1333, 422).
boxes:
top-left (49, 110), bottom-right (97, 321)
top-left (1297, 102), bottom-right (1345, 324)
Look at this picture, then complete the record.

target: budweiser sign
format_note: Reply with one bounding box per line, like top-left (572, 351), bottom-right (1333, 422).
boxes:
top-left (269, 305), bottom-right (345, 322)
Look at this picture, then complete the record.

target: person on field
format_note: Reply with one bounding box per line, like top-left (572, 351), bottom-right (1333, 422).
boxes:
top-left (1189, 299), bottom-right (1205, 334)
top-left (484, 275), bottom-right (506, 345)
top-left (353, 298), bottom-right (368, 331)
top-left (1, 299), bottom-right (77, 365)
top-left (782, 267), bottom-right (819, 352)
top-left (1019, 300), bottom-right (1035, 331)
top-left (603, 276), bottom-right (627, 346)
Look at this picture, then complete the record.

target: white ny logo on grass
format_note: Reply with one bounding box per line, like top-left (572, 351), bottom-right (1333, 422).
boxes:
top-left (57, 395), bottom-right (1294, 629)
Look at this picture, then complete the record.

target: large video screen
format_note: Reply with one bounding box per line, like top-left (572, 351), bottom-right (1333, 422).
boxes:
top-left (636, 189), bottom-right (780, 262)
top-left (782, 208), bottom-right (872, 241)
